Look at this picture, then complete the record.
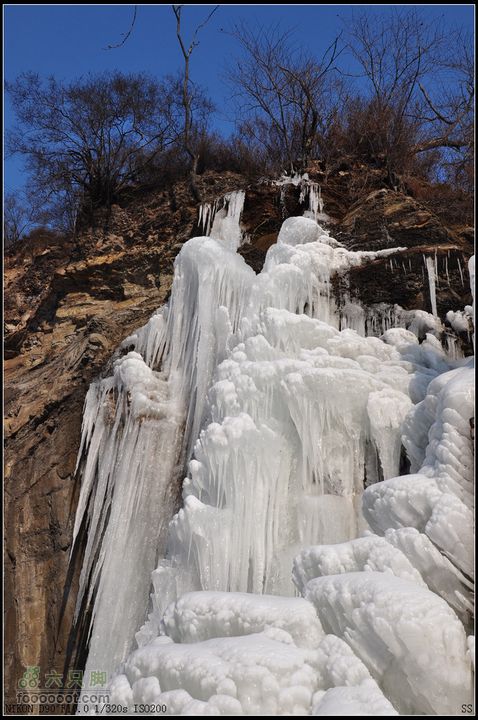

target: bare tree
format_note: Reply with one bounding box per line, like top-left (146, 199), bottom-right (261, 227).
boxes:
top-left (172, 4), bottom-right (218, 200)
top-left (228, 24), bottom-right (343, 174)
top-left (6, 71), bottom-right (184, 227)
top-left (4, 192), bottom-right (34, 248)
top-left (345, 9), bottom-right (473, 179)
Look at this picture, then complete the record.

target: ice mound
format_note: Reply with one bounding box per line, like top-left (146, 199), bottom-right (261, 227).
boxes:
top-left (292, 535), bottom-right (425, 594)
top-left (115, 632), bottom-right (323, 716)
top-left (306, 571), bottom-right (473, 715)
top-left (161, 591), bottom-right (324, 648)
top-left (109, 630), bottom-right (396, 716)
top-left (312, 680), bottom-right (398, 716)
top-left (277, 216), bottom-right (322, 246)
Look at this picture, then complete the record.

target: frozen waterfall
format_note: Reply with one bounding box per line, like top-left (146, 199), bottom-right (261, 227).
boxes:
top-left (73, 202), bottom-right (474, 715)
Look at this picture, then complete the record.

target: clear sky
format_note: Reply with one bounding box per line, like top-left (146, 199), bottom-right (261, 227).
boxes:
top-left (4, 3), bottom-right (475, 193)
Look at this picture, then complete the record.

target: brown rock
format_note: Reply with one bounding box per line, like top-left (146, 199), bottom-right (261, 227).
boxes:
top-left (338, 188), bottom-right (470, 252)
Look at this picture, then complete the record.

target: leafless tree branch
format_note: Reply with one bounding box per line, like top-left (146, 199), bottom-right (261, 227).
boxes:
top-left (105, 6), bottom-right (138, 49)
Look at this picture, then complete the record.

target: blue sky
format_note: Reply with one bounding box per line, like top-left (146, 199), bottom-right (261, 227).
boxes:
top-left (4, 4), bottom-right (475, 193)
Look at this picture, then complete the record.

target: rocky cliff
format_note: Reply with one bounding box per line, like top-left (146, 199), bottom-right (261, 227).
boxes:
top-left (3, 168), bottom-right (473, 708)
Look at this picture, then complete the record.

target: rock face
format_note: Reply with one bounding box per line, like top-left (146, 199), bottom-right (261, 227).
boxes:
top-left (339, 188), bottom-right (458, 250)
top-left (3, 169), bottom-right (473, 709)
top-left (334, 188), bottom-right (473, 321)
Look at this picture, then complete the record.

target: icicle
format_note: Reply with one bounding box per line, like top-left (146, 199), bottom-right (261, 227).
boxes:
top-left (198, 200), bottom-right (217, 236)
top-left (309, 182), bottom-right (320, 221)
top-left (467, 255), bottom-right (475, 350)
top-left (302, 181), bottom-right (325, 222)
top-left (426, 256), bottom-right (438, 316)
top-left (198, 202), bottom-right (205, 234)
top-left (198, 190), bottom-right (246, 244)
top-left (210, 190), bottom-right (246, 249)
top-left (299, 182), bottom-right (307, 206)
top-left (468, 255), bottom-right (474, 307)
top-left (457, 257), bottom-right (465, 286)
top-left (444, 333), bottom-right (463, 360)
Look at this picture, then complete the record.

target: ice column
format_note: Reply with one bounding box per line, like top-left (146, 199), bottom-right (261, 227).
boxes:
top-left (74, 236), bottom-right (254, 689)
top-left (73, 352), bottom-right (184, 689)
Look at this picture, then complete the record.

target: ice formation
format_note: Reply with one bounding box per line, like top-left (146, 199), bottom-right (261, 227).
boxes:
top-left (160, 591), bottom-right (324, 648)
top-left (446, 308), bottom-right (473, 335)
top-left (306, 572), bottom-right (472, 715)
top-left (109, 631), bottom-right (397, 716)
top-left (198, 190), bottom-right (246, 249)
top-left (301, 181), bottom-right (328, 223)
top-left (72, 352), bottom-right (185, 685)
top-left (73, 184), bottom-right (474, 715)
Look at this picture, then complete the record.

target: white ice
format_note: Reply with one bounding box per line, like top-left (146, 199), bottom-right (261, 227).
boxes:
top-left (109, 629), bottom-right (397, 716)
top-left (305, 571), bottom-right (473, 715)
top-left (312, 681), bottom-right (398, 716)
top-left (160, 591), bottom-right (324, 648)
top-left (72, 352), bottom-right (184, 687)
